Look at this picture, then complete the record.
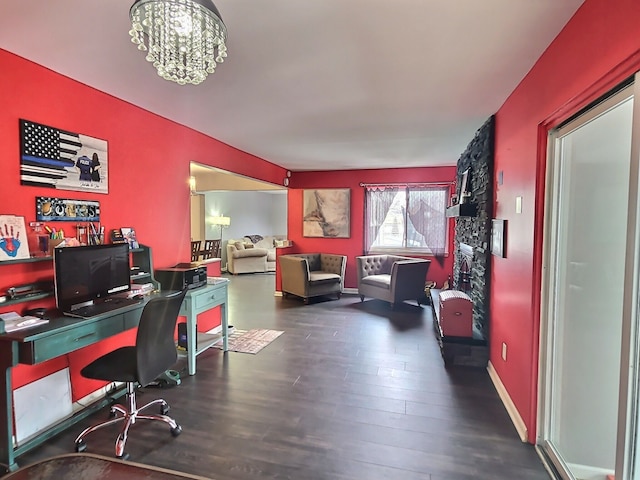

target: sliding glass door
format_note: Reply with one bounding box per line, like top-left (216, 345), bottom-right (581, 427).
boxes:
top-left (540, 84), bottom-right (634, 479)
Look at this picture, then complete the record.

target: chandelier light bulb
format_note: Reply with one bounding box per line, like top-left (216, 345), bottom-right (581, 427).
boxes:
top-left (129, 0), bottom-right (227, 86)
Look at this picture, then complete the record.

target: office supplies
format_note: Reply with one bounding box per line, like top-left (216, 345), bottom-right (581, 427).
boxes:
top-left (6, 281), bottom-right (53, 300)
top-left (0, 311), bottom-right (49, 332)
top-left (24, 308), bottom-right (48, 319)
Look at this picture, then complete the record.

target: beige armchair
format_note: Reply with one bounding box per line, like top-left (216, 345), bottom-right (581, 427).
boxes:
top-left (279, 253), bottom-right (347, 304)
top-left (356, 255), bottom-right (431, 308)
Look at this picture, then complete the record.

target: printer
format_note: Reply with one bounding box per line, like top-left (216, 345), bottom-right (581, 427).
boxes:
top-left (155, 263), bottom-right (207, 291)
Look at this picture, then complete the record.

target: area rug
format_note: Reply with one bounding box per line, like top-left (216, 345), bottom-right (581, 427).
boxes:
top-left (213, 329), bottom-right (284, 354)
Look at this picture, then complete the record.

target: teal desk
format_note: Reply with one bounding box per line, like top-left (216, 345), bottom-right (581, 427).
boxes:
top-left (0, 281), bottom-right (229, 472)
top-left (179, 280), bottom-right (229, 376)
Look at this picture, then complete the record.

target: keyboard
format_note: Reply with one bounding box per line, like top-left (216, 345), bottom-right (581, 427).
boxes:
top-left (65, 297), bottom-right (141, 319)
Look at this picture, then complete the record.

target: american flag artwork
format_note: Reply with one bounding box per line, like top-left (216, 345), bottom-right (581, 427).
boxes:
top-left (20, 119), bottom-right (108, 194)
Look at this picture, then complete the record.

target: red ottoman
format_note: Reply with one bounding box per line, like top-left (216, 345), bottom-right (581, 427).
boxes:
top-left (438, 290), bottom-right (473, 337)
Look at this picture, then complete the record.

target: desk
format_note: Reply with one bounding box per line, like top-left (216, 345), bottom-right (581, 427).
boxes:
top-left (0, 281), bottom-right (229, 472)
top-left (179, 281), bottom-right (229, 376)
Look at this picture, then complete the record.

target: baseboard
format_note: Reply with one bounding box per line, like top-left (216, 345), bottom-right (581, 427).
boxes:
top-left (487, 361), bottom-right (528, 442)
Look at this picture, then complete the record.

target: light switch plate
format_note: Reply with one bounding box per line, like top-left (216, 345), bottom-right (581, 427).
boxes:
top-left (515, 196), bottom-right (522, 214)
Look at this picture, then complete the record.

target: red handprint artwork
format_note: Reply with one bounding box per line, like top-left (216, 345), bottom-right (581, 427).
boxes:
top-left (0, 224), bottom-right (21, 257)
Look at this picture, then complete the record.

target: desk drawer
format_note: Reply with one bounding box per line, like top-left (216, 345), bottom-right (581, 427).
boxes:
top-left (190, 288), bottom-right (225, 311)
top-left (19, 315), bottom-right (124, 364)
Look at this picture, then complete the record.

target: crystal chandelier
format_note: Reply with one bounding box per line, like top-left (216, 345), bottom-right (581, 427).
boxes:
top-left (129, 0), bottom-right (228, 85)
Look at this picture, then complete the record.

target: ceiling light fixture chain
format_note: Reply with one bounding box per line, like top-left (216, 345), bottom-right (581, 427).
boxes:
top-left (129, 0), bottom-right (227, 85)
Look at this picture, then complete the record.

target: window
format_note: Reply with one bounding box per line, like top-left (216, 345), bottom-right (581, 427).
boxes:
top-left (364, 185), bottom-right (449, 256)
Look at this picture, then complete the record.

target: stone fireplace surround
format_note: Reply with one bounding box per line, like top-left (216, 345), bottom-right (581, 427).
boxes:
top-left (451, 116), bottom-right (494, 342)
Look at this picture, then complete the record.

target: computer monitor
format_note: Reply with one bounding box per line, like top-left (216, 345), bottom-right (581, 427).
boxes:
top-left (54, 243), bottom-right (131, 312)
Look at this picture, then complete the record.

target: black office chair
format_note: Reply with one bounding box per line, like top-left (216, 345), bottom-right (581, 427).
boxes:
top-left (74, 289), bottom-right (188, 459)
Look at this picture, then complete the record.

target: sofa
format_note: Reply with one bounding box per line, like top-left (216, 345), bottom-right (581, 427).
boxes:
top-left (279, 253), bottom-right (347, 304)
top-left (226, 235), bottom-right (289, 274)
top-left (356, 255), bottom-right (431, 308)
top-left (226, 240), bottom-right (269, 274)
top-left (227, 235), bottom-right (287, 273)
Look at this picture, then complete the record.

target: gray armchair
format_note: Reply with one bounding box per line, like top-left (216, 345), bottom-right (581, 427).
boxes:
top-left (279, 253), bottom-right (347, 304)
top-left (356, 255), bottom-right (431, 308)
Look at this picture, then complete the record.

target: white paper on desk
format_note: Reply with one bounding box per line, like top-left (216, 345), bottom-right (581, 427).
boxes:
top-left (1, 313), bottom-right (49, 332)
top-left (0, 311), bottom-right (21, 322)
top-left (207, 277), bottom-right (228, 285)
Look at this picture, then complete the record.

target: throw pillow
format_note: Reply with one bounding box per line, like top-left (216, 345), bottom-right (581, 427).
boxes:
top-left (245, 243), bottom-right (254, 249)
top-left (234, 241), bottom-right (245, 250)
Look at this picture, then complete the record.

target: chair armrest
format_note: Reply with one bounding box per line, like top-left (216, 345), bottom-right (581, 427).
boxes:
top-left (279, 256), bottom-right (311, 293)
top-left (389, 260), bottom-right (431, 298)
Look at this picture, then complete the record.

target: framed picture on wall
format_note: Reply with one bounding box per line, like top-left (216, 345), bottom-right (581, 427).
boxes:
top-left (0, 215), bottom-right (30, 261)
top-left (303, 188), bottom-right (350, 238)
top-left (491, 219), bottom-right (506, 257)
top-left (20, 119), bottom-right (108, 194)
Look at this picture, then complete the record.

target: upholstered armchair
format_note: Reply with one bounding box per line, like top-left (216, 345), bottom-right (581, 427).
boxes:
top-left (279, 253), bottom-right (347, 304)
top-left (356, 255), bottom-right (431, 308)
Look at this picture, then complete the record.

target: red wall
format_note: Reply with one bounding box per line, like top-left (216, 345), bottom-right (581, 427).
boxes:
top-left (492, 0), bottom-right (640, 442)
top-left (9, 0), bottom-right (637, 441)
top-left (281, 167), bottom-right (457, 290)
top-left (0, 49), bottom-right (286, 400)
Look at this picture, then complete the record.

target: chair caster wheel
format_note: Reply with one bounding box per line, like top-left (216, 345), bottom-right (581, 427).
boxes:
top-left (171, 425), bottom-right (182, 437)
top-left (117, 453), bottom-right (130, 461)
top-left (161, 403), bottom-right (170, 415)
top-left (75, 440), bottom-right (87, 453)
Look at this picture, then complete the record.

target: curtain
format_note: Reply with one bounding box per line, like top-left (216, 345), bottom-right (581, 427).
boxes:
top-left (364, 187), bottom-right (398, 252)
top-left (407, 187), bottom-right (448, 256)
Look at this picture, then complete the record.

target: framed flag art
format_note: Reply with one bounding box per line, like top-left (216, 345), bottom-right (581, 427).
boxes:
top-left (19, 119), bottom-right (108, 194)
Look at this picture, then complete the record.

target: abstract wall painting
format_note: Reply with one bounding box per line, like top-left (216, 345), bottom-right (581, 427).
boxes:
top-left (303, 189), bottom-right (350, 238)
top-left (20, 119), bottom-right (108, 194)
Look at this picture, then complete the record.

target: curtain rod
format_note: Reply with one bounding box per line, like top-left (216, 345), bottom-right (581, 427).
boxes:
top-left (359, 181), bottom-right (454, 187)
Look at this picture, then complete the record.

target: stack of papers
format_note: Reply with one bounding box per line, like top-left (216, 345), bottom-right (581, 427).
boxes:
top-left (207, 277), bottom-right (228, 285)
top-left (0, 311), bottom-right (49, 333)
top-left (131, 283), bottom-right (155, 295)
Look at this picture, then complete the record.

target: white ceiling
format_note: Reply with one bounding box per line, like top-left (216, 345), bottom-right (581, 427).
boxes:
top-left (0, 1), bottom-right (585, 172)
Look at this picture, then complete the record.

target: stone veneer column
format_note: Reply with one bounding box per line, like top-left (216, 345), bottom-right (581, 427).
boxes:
top-left (452, 116), bottom-right (494, 340)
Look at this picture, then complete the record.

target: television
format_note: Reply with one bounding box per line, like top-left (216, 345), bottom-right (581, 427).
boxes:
top-left (54, 243), bottom-right (131, 312)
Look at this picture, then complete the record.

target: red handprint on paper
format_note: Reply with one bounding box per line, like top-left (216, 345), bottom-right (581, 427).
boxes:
top-left (0, 224), bottom-right (21, 257)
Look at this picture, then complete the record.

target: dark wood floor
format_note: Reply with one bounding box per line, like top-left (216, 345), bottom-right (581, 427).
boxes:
top-left (13, 274), bottom-right (551, 479)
